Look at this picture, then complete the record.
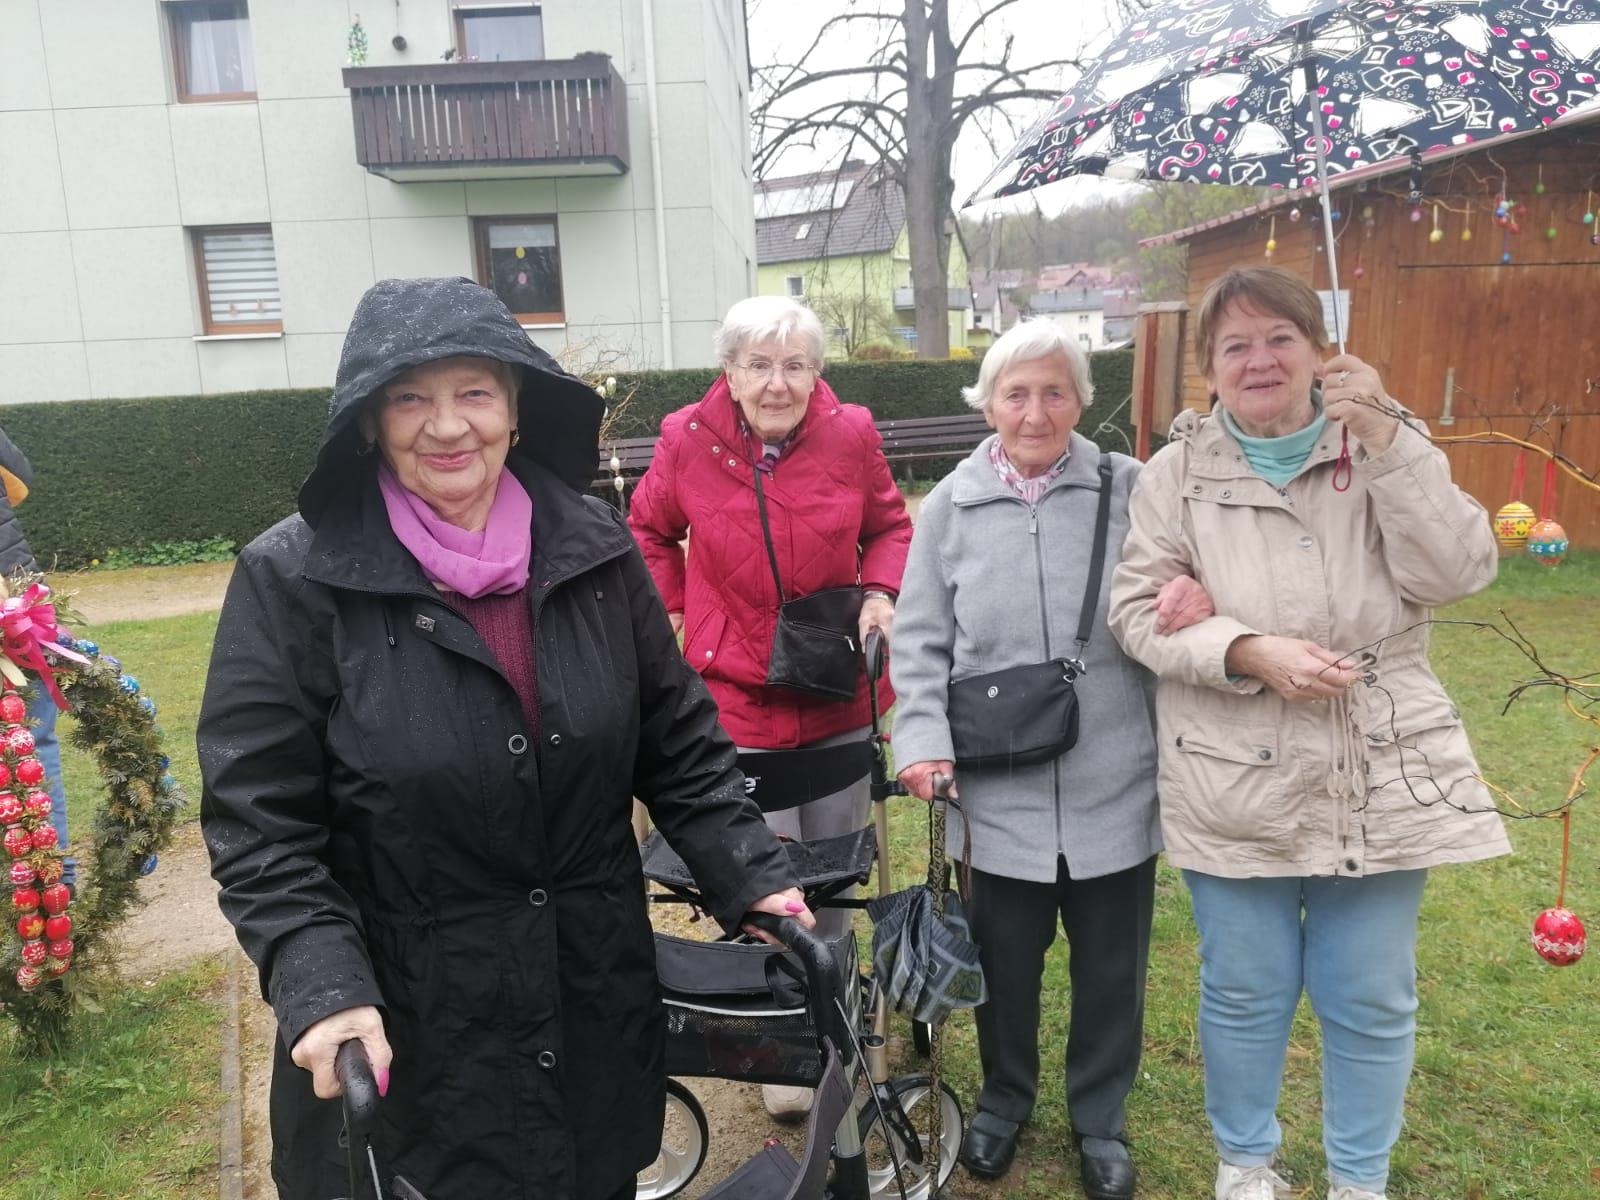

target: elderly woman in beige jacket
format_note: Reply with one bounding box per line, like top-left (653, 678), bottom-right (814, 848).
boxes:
top-left (1108, 267), bottom-right (1509, 1200)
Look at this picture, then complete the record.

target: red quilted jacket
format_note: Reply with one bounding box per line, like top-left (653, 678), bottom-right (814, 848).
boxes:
top-left (628, 376), bottom-right (912, 748)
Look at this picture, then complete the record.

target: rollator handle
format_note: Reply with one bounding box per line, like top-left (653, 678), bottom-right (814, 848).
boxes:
top-left (742, 913), bottom-right (855, 1065)
top-left (864, 629), bottom-right (887, 683)
top-left (336, 1040), bottom-right (388, 1200)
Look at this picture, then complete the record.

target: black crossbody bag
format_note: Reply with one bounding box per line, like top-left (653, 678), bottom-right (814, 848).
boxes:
top-left (754, 466), bottom-right (864, 703)
top-left (946, 458), bottom-right (1114, 768)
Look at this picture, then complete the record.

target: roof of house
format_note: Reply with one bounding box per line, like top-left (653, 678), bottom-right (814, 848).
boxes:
top-left (755, 163), bottom-right (907, 265)
top-left (1029, 288), bottom-right (1106, 314)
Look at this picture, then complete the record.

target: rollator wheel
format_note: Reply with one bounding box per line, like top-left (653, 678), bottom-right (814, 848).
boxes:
top-left (857, 1075), bottom-right (963, 1200)
top-left (910, 1020), bottom-right (933, 1057)
top-left (635, 1079), bottom-right (708, 1199)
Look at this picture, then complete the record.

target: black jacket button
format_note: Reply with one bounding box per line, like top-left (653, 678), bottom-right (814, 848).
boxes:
top-left (549, 733), bottom-right (562, 746)
top-left (508, 733), bottom-right (528, 755)
top-left (537, 1050), bottom-right (557, 1069)
top-left (528, 888), bottom-right (548, 907)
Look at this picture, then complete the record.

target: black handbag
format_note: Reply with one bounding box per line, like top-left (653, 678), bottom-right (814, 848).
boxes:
top-left (754, 466), bottom-right (863, 702)
top-left (946, 459), bottom-right (1115, 768)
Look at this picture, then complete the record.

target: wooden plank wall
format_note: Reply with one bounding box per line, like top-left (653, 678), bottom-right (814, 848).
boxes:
top-left (1174, 132), bottom-right (1600, 547)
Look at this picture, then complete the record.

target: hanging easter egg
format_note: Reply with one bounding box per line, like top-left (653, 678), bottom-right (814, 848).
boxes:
top-left (1501, 251), bottom-right (1513, 264)
top-left (15, 963), bottom-right (42, 992)
top-left (1460, 226), bottom-right (1472, 242)
top-left (514, 246), bottom-right (526, 259)
top-left (0, 794), bottom-right (20, 825)
top-left (1264, 238), bottom-right (1277, 257)
top-left (1353, 265), bottom-right (1366, 278)
top-left (1585, 212), bottom-right (1596, 225)
top-left (1546, 225), bottom-right (1558, 240)
top-left (3, 825), bottom-right (30, 858)
top-left (0, 693), bottom-right (25, 724)
top-left (1288, 207), bottom-right (1302, 221)
top-left (1493, 501), bottom-right (1536, 548)
top-left (1429, 228), bottom-right (1443, 244)
top-left (1526, 518), bottom-right (1569, 566)
top-left (1532, 906), bottom-right (1586, 965)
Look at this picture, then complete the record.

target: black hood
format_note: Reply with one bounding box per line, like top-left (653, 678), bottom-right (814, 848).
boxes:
top-left (299, 277), bottom-right (603, 526)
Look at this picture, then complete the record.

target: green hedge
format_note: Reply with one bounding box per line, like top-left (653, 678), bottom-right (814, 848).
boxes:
top-left (5, 352), bottom-right (1135, 568)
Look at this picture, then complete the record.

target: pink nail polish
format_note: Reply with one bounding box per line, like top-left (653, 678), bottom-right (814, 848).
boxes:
top-left (375, 1067), bottom-right (390, 1097)
top-left (785, 900), bottom-right (805, 913)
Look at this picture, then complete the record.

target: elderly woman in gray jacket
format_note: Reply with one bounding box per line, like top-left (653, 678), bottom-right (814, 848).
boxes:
top-left (890, 320), bottom-right (1209, 1200)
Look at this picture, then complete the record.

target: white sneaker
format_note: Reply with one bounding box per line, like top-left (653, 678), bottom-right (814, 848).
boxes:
top-left (761, 1083), bottom-right (813, 1121)
top-left (1216, 1161), bottom-right (1294, 1200)
top-left (1327, 1188), bottom-right (1386, 1200)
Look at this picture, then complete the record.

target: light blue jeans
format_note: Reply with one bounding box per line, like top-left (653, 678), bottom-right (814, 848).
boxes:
top-left (27, 686), bottom-right (74, 888)
top-left (1183, 869), bottom-right (1428, 1194)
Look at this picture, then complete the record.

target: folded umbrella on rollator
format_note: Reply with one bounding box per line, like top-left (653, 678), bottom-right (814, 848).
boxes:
top-left (866, 787), bottom-right (986, 1029)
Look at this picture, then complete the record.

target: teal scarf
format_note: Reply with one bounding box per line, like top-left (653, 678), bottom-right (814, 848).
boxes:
top-left (1220, 400), bottom-right (1326, 488)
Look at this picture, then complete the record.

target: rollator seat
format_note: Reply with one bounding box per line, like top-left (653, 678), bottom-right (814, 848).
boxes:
top-left (640, 826), bottom-right (877, 895)
top-left (654, 932), bottom-right (858, 1087)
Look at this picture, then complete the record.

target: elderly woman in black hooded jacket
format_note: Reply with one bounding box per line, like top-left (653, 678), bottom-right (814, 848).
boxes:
top-left (198, 277), bottom-right (810, 1200)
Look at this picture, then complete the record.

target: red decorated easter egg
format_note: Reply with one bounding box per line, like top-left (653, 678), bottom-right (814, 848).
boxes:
top-left (1532, 906), bottom-right (1586, 965)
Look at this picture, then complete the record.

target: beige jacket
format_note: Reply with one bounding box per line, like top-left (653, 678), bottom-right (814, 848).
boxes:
top-left (1108, 408), bottom-right (1511, 879)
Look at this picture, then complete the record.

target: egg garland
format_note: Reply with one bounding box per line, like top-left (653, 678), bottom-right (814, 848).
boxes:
top-left (0, 580), bottom-right (182, 1057)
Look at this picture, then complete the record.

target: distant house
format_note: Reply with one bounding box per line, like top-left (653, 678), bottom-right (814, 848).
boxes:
top-left (755, 162), bottom-right (972, 357)
top-left (966, 267), bottom-right (1027, 349)
top-left (1023, 267), bottom-right (1142, 350)
top-left (0, 0), bottom-right (756, 402)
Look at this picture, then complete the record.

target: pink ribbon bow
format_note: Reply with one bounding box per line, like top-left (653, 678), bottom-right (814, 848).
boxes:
top-left (1, 583), bottom-right (88, 710)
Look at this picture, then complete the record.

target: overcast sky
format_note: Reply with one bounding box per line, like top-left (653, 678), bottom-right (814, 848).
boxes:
top-left (744, 0), bottom-right (1137, 216)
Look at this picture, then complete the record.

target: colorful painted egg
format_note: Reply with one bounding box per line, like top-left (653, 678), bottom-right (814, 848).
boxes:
top-left (1526, 518), bottom-right (1569, 566)
top-left (1532, 906), bottom-right (1586, 965)
top-left (1493, 501), bottom-right (1536, 548)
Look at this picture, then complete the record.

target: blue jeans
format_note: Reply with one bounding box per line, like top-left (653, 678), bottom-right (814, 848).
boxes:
top-left (27, 686), bottom-right (74, 888)
top-left (1183, 869), bottom-right (1428, 1194)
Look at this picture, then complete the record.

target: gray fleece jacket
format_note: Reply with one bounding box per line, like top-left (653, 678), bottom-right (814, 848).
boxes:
top-left (889, 432), bottom-right (1161, 883)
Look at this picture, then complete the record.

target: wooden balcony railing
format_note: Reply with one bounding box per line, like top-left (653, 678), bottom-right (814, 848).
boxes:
top-left (342, 57), bottom-right (629, 181)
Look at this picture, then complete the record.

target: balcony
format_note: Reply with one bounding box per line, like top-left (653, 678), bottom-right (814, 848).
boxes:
top-left (894, 287), bottom-right (973, 311)
top-left (342, 56), bottom-right (629, 182)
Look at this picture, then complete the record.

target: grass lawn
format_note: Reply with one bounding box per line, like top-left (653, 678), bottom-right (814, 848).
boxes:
top-left (884, 551), bottom-right (1600, 1199)
top-left (0, 959), bottom-right (226, 1199)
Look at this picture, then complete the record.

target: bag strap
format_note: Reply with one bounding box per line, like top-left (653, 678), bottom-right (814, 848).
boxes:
top-left (752, 466), bottom-right (788, 605)
top-left (1071, 458), bottom-right (1117, 665)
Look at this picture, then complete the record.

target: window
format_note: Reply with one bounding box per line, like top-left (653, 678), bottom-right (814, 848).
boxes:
top-left (475, 217), bottom-right (564, 323)
top-left (1078, 314), bottom-right (1090, 325)
top-left (455, 5), bottom-right (544, 62)
top-left (785, 275), bottom-right (805, 299)
top-left (192, 226), bottom-right (281, 334)
top-left (794, 222), bottom-right (812, 241)
top-left (168, 1), bottom-right (256, 102)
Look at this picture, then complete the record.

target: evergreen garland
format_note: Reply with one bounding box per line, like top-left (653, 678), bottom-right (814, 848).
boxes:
top-left (0, 619), bottom-right (183, 1057)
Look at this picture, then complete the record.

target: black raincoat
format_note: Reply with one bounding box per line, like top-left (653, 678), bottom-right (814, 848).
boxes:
top-left (199, 278), bottom-right (795, 1200)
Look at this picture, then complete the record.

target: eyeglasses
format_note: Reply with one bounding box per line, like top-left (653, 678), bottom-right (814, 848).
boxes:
top-left (735, 360), bottom-right (816, 383)
top-left (996, 391), bottom-right (1078, 411)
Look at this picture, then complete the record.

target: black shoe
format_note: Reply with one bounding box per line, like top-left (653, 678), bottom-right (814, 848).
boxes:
top-left (1076, 1135), bottom-right (1136, 1200)
top-left (959, 1111), bottom-right (1021, 1181)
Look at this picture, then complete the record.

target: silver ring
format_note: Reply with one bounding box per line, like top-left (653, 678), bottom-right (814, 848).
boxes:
top-left (1338, 370), bottom-right (1351, 385)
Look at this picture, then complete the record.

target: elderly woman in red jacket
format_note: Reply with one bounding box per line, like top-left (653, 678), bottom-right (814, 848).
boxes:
top-left (629, 295), bottom-right (912, 1116)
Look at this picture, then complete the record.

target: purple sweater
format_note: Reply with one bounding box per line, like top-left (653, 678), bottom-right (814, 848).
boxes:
top-left (451, 589), bottom-right (540, 736)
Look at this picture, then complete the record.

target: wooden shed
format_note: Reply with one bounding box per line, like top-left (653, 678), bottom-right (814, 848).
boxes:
top-left (1132, 114), bottom-right (1600, 549)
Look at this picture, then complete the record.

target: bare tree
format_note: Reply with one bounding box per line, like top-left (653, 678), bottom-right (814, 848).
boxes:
top-left (808, 284), bottom-right (897, 358)
top-left (752, 1), bottom-right (1093, 358)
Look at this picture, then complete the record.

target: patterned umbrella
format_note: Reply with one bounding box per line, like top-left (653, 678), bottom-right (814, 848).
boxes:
top-left (972, 0), bottom-right (1600, 344)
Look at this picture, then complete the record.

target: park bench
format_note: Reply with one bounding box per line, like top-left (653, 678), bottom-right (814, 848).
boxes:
top-left (593, 412), bottom-right (988, 494)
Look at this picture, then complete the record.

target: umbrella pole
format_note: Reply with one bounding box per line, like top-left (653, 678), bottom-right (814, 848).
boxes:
top-left (1302, 54), bottom-right (1346, 353)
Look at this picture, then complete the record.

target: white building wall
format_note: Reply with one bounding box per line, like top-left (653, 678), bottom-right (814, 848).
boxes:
top-left (0, 0), bottom-right (757, 402)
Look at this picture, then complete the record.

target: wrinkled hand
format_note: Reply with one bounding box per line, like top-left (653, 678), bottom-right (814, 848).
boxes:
top-left (1317, 354), bottom-right (1398, 455)
top-left (741, 887), bottom-right (816, 944)
top-left (858, 596), bottom-right (895, 649)
top-left (668, 611), bottom-right (684, 637)
top-left (1154, 574), bottom-right (1215, 635)
top-left (1225, 634), bottom-right (1360, 703)
top-left (291, 1005), bottom-right (391, 1100)
top-left (897, 759), bottom-right (958, 803)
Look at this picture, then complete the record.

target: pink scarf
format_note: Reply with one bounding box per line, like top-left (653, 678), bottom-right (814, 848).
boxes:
top-left (378, 465), bottom-right (533, 598)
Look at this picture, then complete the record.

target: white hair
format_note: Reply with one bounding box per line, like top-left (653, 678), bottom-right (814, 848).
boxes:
top-left (961, 319), bottom-right (1095, 412)
top-left (712, 295), bottom-right (827, 368)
